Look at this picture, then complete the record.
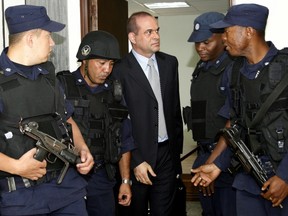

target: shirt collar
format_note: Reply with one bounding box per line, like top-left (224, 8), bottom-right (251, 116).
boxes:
top-left (73, 67), bottom-right (111, 93)
top-left (0, 47), bottom-right (49, 80)
top-left (200, 51), bottom-right (229, 70)
top-left (132, 49), bottom-right (157, 71)
top-left (240, 41), bottom-right (278, 79)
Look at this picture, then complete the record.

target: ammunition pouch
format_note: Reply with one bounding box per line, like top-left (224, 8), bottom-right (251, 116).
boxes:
top-left (260, 111), bottom-right (288, 165)
top-left (105, 121), bottom-right (122, 164)
top-left (103, 102), bottom-right (128, 163)
top-left (108, 102), bottom-right (129, 121)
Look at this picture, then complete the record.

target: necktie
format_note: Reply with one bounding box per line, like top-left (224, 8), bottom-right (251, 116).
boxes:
top-left (147, 58), bottom-right (167, 139)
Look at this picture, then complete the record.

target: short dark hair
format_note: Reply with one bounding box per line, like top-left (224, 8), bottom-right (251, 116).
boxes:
top-left (9, 29), bottom-right (40, 45)
top-left (127, 11), bottom-right (154, 34)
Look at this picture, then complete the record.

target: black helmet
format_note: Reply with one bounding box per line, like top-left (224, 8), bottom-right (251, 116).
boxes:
top-left (76, 30), bottom-right (120, 61)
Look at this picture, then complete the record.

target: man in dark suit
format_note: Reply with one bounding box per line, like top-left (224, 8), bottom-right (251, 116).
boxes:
top-left (112, 11), bottom-right (184, 216)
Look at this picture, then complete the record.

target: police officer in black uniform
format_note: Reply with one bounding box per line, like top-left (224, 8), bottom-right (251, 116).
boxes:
top-left (0, 5), bottom-right (94, 216)
top-left (184, 12), bottom-right (236, 216)
top-left (57, 30), bottom-right (134, 216)
top-left (192, 4), bottom-right (288, 216)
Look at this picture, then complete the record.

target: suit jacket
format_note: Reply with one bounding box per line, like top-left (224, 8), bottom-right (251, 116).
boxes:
top-left (112, 51), bottom-right (183, 174)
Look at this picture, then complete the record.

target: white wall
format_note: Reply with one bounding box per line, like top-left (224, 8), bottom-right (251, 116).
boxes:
top-left (67, 0), bottom-right (81, 71)
top-left (158, 15), bottom-right (200, 150)
top-left (158, 15), bottom-right (198, 115)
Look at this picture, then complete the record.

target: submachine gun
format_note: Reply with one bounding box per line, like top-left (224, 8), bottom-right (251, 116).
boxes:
top-left (221, 127), bottom-right (269, 188)
top-left (19, 121), bottom-right (81, 184)
top-left (222, 127), bottom-right (284, 208)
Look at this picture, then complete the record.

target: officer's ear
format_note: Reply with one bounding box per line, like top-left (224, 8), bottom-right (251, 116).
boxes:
top-left (245, 27), bottom-right (255, 39)
top-left (25, 29), bottom-right (40, 48)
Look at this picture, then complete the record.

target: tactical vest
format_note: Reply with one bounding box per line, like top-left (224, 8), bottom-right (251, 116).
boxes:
top-left (230, 48), bottom-right (288, 166)
top-left (190, 56), bottom-right (233, 141)
top-left (57, 71), bottom-right (128, 166)
top-left (0, 62), bottom-right (70, 178)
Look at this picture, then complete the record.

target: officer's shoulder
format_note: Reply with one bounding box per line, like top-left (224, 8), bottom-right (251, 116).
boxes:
top-left (56, 70), bottom-right (72, 77)
top-left (278, 47), bottom-right (288, 55)
top-left (40, 61), bottom-right (55, 73)
top-left (273, 48), bottom-right (288, 65)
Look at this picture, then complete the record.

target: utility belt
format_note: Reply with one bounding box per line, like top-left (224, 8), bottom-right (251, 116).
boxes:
top-left (93, 154), bottom-right (105, 172)
top-left (197, 141), bottom-right (216, 154)
top-left (93, 160), bottom-right (106, 173)
top-left (0, 170), bottom-right (61, 193)
top-left (92, 159), bottom-right (116, 181)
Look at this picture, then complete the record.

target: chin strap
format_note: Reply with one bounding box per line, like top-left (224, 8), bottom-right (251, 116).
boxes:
top-left (83, 61), bottom-right (98, 85)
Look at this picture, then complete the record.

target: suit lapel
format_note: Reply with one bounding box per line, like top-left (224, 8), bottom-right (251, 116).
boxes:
top-left (156, 53), bottom-right (167, 98)
top-left (126, 52), bottom-right (156, 99)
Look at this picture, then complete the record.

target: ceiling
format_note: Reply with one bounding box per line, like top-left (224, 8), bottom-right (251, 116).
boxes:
top-left (127, 0), bottom-right (230, 16)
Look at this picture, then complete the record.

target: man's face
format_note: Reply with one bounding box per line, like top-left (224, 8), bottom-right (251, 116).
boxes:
top-left (222, 26), bottom-right (249, 56)
top-left (32, 29), bottom-right (55, 63)
top-left (130, 16), bottom-right (160, 58)
top-left (85, 59), bottom-right (114, 86)
top-left (195, 33), bottom-right (225, 62)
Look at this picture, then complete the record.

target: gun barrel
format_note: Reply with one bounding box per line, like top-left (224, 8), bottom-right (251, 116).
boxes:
top-left (223, 127), bottom-right (269, 186)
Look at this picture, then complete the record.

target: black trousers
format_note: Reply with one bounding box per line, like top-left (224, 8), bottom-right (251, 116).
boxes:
top-left (129, 142), bottom-right (176, 216)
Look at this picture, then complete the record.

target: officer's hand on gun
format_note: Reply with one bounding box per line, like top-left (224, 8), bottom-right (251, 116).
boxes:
top-left (16, 148), bottom-right (47, 180)
top-left (261, 175), bottom-right (287, 208)
top-left (76, 148), bottom-right (94, 175)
